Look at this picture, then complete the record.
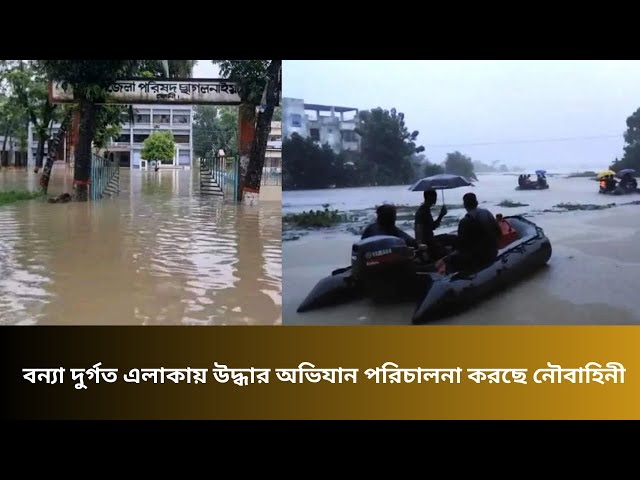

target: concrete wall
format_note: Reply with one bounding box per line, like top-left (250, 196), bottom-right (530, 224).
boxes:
top-left (259, 185), bottom-right (281, 202)
top-left (282, 98), bottom-right (307, 138)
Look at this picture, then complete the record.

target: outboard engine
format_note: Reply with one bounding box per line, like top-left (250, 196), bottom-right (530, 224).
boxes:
top-left (350, 236), bottom-right (416, 302)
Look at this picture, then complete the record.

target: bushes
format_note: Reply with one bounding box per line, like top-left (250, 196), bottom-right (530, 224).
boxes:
top-left (283, 204), bottom-right (350, 228)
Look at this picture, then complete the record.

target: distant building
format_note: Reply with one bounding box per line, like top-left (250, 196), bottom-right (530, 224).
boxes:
top-left (0, 136), bottom-right (28, 167)
top-left (27, 104), bottom-right (194, 169)
top-left (282, 97), bottom-right (361, 153)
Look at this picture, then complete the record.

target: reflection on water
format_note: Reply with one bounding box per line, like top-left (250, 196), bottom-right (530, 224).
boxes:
top-left (0, 165), bottom-right (281, 325)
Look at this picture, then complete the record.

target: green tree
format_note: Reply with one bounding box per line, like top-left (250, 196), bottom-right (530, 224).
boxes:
top-left (142, 130), bottom-right (176, 165)
top-left (93, 105), bottom-right (126, 154)
top-left (213, 60), bottom-right (281, 202)
top-left (273, 106), bottom-right (282, 121)
top-left (193, 105), bottom-right (238, 159)
top-left (283, 133), bottom-right (337, 190)
top-left (0, 95), bottom-right (28, 168)
top-left (611, 107), bottom-right (640, 171)
top-left (40, 60), bottom-right (143, 200)
top-left (424, 161), bottom-right (444, 177)
top-left (444, 151), bottom-right (477, 180)
top-left (355, 107), bottom-right (425, 186)
top-left (1, 61), bottom-right (62, 171)
top-left (139, 60), bottom-right (197, 79)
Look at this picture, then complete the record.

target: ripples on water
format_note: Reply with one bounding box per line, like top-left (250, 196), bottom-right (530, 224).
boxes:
top-left (0, 166), bottom-right (282, 325)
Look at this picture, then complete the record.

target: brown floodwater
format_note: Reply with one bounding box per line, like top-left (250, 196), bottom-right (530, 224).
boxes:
top-left (0, 164), bottom-right (281, 325)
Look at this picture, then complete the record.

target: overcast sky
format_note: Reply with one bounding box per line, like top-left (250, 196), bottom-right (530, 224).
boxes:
top-left (283, 60), bottom-right (640, 171)
top-left (193, 60), bottom-right (221, 78)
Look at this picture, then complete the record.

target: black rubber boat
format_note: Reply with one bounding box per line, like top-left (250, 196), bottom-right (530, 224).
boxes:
top-left (599, 186), bottom-right (640, 195)
top-left (515, 184), bottom-right (549, 190)
top-left (296, 215), bottom-right (552, 324)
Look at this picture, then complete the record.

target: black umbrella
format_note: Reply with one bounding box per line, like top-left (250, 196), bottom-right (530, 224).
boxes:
top-left (408, 174), bottom-right (474, 204)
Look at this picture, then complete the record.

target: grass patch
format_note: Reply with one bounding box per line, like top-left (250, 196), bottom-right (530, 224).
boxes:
top-left (0, 190), bottom-right (43, 206)
top-left (497, 199), bottom-right (529, 208)
top-left (283, 204), bottom-right (351, 228)
top-left (566, 171), bottom-right (597, 178)
top-left (554, 202), bottom-right (616, 211)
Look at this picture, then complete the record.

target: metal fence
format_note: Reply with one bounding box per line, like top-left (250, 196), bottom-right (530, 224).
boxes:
top-left (201, 155), bottom-right (239, 200)
top-left (261, 157), bottom-right (282, 186)
top-left (90, 154), bottom-right (120, 201)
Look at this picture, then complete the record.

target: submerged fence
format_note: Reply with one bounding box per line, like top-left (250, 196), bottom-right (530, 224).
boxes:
top-left (200, 155), bottom-right (239, 199)
top-left (90, 154), bottom-right (120, 201)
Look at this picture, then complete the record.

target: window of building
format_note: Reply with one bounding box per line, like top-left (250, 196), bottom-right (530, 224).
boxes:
top-left (134, 109), bottom-right (150, 124)
top-left (341, 130), bottom-right (358, 142)
top-left (133, 134), bottom-right (149, 143)
top-left (269, 135), bottom-right (281, 142)
top-left (310, 129), bottom-right (320, 141)
top-left (174, 135), bottom-right (190, 144)
top-left (115, 134), bottom-right (130, 143)
top-left (173, 114), bottom-right (190, 124)
top-left (291, 114), bottom-right (302, 127)
top-left (153, 114), bottom-right (171, 124)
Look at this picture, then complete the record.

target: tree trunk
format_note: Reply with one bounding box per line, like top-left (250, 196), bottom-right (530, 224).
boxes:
top-left (237, 103), bottom-right (257, 202)
top-left (1, 127), bottom-right (8, 167)
top-left (35, 134), bottom-right (46, 171)
top-left (74, 99), bottom-right (97, 202)
top-left (40, 111), bottom-right (72, 195)
top-left (242, 61), bottom-right (282, 205)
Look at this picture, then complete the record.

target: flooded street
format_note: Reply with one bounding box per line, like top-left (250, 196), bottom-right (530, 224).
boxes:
top-left (0, 164), bottom-right (281, 325)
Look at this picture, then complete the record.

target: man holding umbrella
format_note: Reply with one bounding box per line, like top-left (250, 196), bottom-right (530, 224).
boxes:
top-left (414, 190), bottom-right (449, 259)
top-left (409, 174), bottom-right (474, 261)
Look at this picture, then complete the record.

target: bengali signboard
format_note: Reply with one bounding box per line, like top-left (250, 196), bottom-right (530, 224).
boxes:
top-left (48, 79), bottom-right (242, 105)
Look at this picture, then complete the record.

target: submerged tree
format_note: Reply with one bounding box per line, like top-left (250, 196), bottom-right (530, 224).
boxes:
top-left (40, 60), bottom-right (144, 200)
top-left (355, 107), bottom-right (424, 186)
top-left (611, 107), bottom-right (640, 171)
top-left (444, 151), bottom-right (477, 180)
top-left (212, 60), bottom-right (282, 203)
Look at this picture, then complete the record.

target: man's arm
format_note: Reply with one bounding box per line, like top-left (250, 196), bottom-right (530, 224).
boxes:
top-left (395, 227), bottom-right (418, 248)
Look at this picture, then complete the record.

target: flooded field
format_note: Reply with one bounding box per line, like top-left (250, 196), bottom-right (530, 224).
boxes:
top-left (0, 164), bottom-right (282, 325)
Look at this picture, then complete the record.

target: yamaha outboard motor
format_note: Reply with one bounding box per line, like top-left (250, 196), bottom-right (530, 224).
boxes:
top-left (350, 235), bottom-right (418, 302)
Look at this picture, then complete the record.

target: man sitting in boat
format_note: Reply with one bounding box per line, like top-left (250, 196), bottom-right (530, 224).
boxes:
top-left (618, 172), bottom-right (637, 191)
top-left (436, 193), bottom-right (501, 274)
top-left (536, 173), bottom-right (547, 188)
top-left (362, 204), bottom-right (420, 249)
top-left (414, 190), bottom-right (451, 260)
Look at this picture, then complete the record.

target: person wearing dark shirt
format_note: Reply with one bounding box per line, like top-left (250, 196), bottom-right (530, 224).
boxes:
top-left (437, 193), bottom-right (501, 274)
top-left (414, 190), bottom-right (447, 244)
top-left (361, 204), bottom-right (419, 249)
top-left (414, 190), bottom-right (453, 260)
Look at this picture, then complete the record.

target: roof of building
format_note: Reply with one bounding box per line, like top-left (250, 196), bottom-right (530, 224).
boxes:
top-left (303, 103), bottom-right (358, 113)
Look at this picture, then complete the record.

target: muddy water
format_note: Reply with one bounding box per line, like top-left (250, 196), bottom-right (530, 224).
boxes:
top-left (0, 164), bottom-right (282, 325)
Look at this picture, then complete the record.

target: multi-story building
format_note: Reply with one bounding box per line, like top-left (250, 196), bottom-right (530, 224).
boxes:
top-left (282, 97), bottom-right (361, 153)
top-left (262, 121), bottom-right (282, 186)
top-left (110, 105), bottom-right (193, 168)
top-left (27, 104), bottom-right (194, 169)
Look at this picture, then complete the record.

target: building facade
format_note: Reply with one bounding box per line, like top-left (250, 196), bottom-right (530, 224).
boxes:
top-left (27, 104), bottom-right (194, 169)
top-left (282, 97), bottom-right (361, 153)
top-left (263, 121), bottom-right (282, 185)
